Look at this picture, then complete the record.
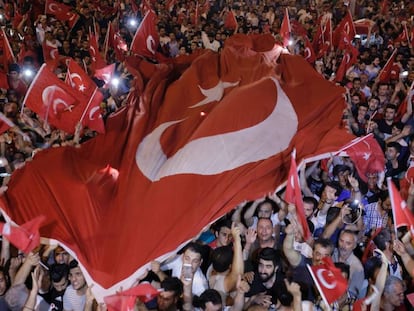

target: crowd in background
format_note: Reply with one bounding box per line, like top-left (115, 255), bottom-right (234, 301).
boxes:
top-left (0, 0), bottom-right (414, 310)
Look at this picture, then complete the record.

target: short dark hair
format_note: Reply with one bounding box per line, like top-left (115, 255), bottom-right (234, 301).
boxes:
top-left (50, 264), bottom-right (69, 283)
top-left (68, 259), bottom-right (79, 270)
top-left (364, 256), bottom-right (382, 280)
top-left (324, 181), bottom-right (342, 196)
top-left (373, 228), bottom-right (391, 251)
top-left (183, 242), bottom-right (204, 257)
top-left (161, 277), bottom-right (183, 298)
top-left (385, 103), bottom-right (397, 111)
top-left (257, 247), bottom-right (281, 267)
top-left (334, 262), bottom-right (350, 279)
top-left (303, 196), bottom-right (318, 210)
top-left (378, 190), bottom-right (389, 202)
top-left (212, 218), bottom-right (232, 234)
top-left (386, 141), bottom-right (401, 153)
top-left (198, 289), bottom-right (222, 309)
top-left (211, 245), bottom-right (233, 272)
top-left (314, 238), bottom-right (334, 253)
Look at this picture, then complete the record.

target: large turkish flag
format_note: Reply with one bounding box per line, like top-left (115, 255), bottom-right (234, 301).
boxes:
top-left (0, 34), bottom-right (353, 299)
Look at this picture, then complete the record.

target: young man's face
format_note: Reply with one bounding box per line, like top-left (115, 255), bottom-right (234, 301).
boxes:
top-left (69, 266), bottom-right (86, 291)
top-left (215, 226), bottom-right (232, 247)
top-left (157, 290), bottom-right (177, 311)
top-left (182, 249), bottom-right (202, 273)
top-left (258, 258), bottom-right (276, 282)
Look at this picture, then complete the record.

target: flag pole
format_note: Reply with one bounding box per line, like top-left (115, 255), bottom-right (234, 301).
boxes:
top-left (78, 87), bottom-right (99, 126)
top-left (377, 48), bottom-right (397, 81)
top-left (306, 264), bottom-right (332, 311)
top-left (387, 177), bottom-right (399, 238)
top-left (104, 21), bottom-right (111, 60)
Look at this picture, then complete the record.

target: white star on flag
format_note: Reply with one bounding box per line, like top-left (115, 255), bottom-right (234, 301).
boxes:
top-left (79, 84), bottom-right (86, 92)
top-left (363, 152), bottom-right (370, 160)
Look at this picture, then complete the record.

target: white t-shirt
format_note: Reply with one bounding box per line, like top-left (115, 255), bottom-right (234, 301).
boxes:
top-left (63, 285), bottom-right (86, 311)
top-left (161, 256), bottom-right (208, 296)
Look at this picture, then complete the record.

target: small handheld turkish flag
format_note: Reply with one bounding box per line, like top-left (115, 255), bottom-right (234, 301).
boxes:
top-left (339, 134), bottom-right (385, 182)
top-left (104, 283), bottom-right (159, 311)
top-left (307, 257), bottom-right (348, 306)
top-left (284, 150), bottom-right (311, 240)
top-left (0, 216), bottom-right (45, 254)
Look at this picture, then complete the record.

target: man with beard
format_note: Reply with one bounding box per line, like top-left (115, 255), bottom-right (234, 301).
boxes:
top-left (332, 229), bottom-right (365, 299)
top-left (244, 248), bottom-right (284, 309)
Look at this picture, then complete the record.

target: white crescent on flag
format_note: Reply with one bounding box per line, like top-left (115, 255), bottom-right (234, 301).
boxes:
top-left (146, 35), bottom-right (156, 55)
top-left (135, 77), bottom-right (298, 181)
top-left (316, 268), bottom-right (337, 289)
top-left (304, 47), bottom-right (311, 60)
top-left (42, 85), bottom-right (72, 115)
top-left (89, 106), bottom-right (101, 120)
top-left (48, 3), bottom-right (61, 13)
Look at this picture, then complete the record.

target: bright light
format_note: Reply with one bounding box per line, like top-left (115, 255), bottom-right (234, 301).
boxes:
top-left (0, 14), bottom-right (4, 20)
top-left (23, 69), bottom-right (34, 78)
top-left (111, 77), bottom-right (120, 87)
top-left (288, 39), bottom-right (294, 46)
top-left (128, 18), bottom-right (138, 29)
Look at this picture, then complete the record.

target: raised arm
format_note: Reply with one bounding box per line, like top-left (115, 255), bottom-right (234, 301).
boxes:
top-left (224, 223), bottom-right (244, 292)
top-left (283, 224), bottom-right (301, 267)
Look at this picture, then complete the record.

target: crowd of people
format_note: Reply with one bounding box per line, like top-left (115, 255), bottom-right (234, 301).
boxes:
top-left (0, 0), bottom-right (414, 310)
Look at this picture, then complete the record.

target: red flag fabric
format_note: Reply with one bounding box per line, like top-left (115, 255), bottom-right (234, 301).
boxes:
top-left (0, 216), bottom-right (44, 254)
top-left (93, 63), bottom-right (115, 87)
top-left (1, 34), bottom-right (353, 298)
top-left (354, 19), bottom-right (375, 35)
top-left (80, 88), bottom-right (105, 134)
top-left (388, 178), bottom-right (414, 233)
top-left (130, 10), bottom-right (159, 59)
top-left (323, 17), bottom-right (332, 49)
top-left (45, 0), bottom-right (79, 29)
top-left (280, 8), bottom-right (291, 47)
top-left (308, 257), bottom-right (348, 305)
top-left (1, 28), bottom-right (16, 71)
top-left (339, 134), bottom-right (385, 182)
top-left (89, 33), bottom-right (107, 71)
top-left (11, 3), bottom-right (23, 30)
top-left (333, 10), bottom-right (356, 48)
top-left (395, 24), bottom-right (409, 44)
top-left (312, 16), bottom-right (324, 52)
top-left (380, 0), bottom-right (389, 15)
top-left (284, 151), bottom-right (311, 240)
top-left (22, 64), bottom-right (85, 134)
top-left (0, 112), bottom-right (14, 134)
top-left (335, 52), bottom-right (352, 82)
top-left (66, 59), bottom-right (105, 133)
top-left (130, 0), bottom-right (139, 14)
top-left (410, 27), bottom-right (414, 49)
top-left (104, 283), bottom-right (159, 311)
top-left (303, 36), bottom-right (316, 64)
top-left (396, 81), bottom-right (414, 121)
top-left (42, 40), bottom-right (59, 67)
top-left (290, 20), bottom-right (308, 38)
top-left (224, 10), bottom-right (238, 30)
top-left (66, 59), bottom-right (96, 95)
top-left (107, 22), bottom-right (128, 62)
top-left (378, 49), bottom-right (397, 83)
top-left (165, 0), bottom-right (177, 12)
top-left (0, 72), bottom-right (9, 89)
